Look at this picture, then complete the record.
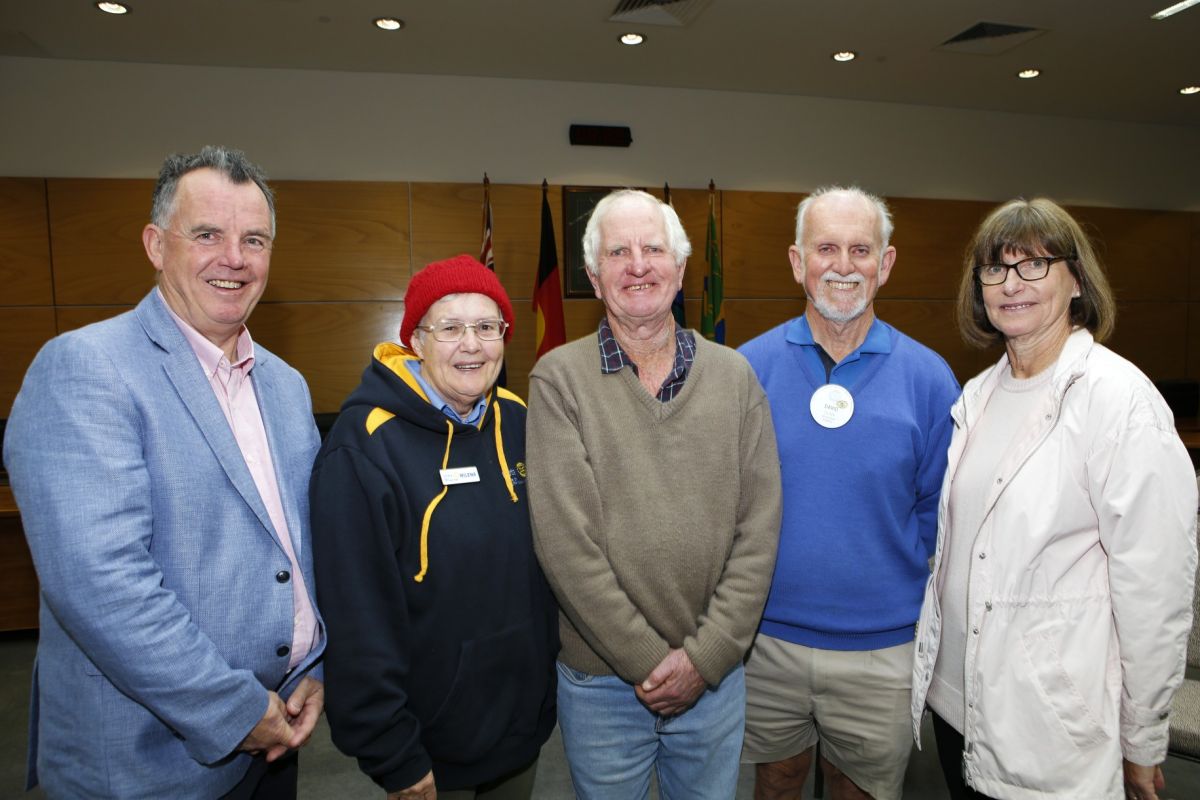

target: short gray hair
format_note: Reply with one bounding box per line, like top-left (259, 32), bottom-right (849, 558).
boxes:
top-left (582, 189), bottom-right (692, 275)
top-left (150, 145), bottom-right (276, 235)
top-left (794, 185), bottom-right (893, 253)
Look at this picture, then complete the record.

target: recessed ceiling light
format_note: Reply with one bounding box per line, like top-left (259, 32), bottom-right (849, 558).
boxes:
top-left (1181, 86), bottom-right (1200, 95)
top-left (1017, 68), bottom-right (1041, 79)
top-left (832, 51), bottom-right (857, 62)
top-left (374, 17), bottom-right (404, 31)
top-left (95, 2), bottom-right (129, 13)
top-left (1152, 0), bottom-right (1200, 20)
top-left (620, 33), bottom-right (645, 46)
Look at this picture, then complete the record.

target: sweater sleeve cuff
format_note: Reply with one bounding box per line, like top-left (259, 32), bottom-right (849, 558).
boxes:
top-left (624, 636), bottom-right (673, 685)
top-left (376, 751), bottom-right (434, 794)
top-left (684, 631), bottom-right (741, 687)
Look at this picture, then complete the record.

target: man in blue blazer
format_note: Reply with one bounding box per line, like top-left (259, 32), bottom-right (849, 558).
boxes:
top-left (3, 146), bottom-right (326, 799)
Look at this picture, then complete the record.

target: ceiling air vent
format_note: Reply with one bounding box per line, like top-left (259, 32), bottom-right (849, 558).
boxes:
top-left (938, 21), bottom-right (1046, 55)
top-left (609, 0), bottom-right (713, 27)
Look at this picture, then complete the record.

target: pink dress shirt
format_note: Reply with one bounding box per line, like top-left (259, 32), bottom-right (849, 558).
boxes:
top-left (163, 293), bottom-right (318, 670)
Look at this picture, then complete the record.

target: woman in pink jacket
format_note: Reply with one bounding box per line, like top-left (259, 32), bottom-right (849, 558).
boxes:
top-left (911, 198), bottom-right (1197, 800)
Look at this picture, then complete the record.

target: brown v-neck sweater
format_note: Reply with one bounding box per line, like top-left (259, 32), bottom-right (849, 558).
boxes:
top-left (527, 334), bottom-right (782, 686)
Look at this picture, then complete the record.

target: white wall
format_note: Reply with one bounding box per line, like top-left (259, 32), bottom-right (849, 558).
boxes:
top-left (3, 55), bottom-right (1198, 210)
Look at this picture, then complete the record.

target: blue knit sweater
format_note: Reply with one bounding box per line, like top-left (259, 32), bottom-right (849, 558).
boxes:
top-left (739, 316), bottom-right (959, 650)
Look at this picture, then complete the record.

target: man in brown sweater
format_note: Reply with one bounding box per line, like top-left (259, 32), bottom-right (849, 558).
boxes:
top-left (527, 189), bottom-right (782, 799)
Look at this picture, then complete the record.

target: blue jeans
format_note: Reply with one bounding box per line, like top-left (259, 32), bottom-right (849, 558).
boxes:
top-left (556, 661), bottom-right (745, 800)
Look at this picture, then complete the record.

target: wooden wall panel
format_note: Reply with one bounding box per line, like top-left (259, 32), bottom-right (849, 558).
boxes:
top-left (0, 178), bottom-right (53, 306)
top-left (723, 298), bottom-right (802, 348)
top-left (267, 181), bottom-right (410, 302)
top-left (7, 179), bottom-right (1197, 421)
top-left (1067, 206), bottom-right (1191, 303)
top-left (48, 179), bottom-right (157, 305)
top-left (873, 300), bottom-right (998, 384)
top-left (1106, 302), bottom-right (1189, 380)
top-left (885, 198), bottom-right (992, 300)
top-left (489, 183), bottom-right (561, 300)
top-left (0, 495), bottom-right (39, 631)
top-left (410, 182), bottom-right (490, 284)
top-left (562, 297), bottom-right (607, 341)
top-left (720, 193), bottom-right (990, 303)
top-left (409, 182), bottom-right (567, 306)
top-left (251, 302), bottom-right (405, 414)
top-left (660, 188), bottom-right (715, 299)
top-left (721, 190), bottom-right (805, 298)
top-left (0, 307), bottom-right (57, 417)
top-left (1189, 304), bottom-right (1200, 380)
top-left (410, 180), bottom-right (555, 302)
top-left (502, 303), bottom-right (537, 400)
top-left (55, 305), bottom-right (133, 334)
top-left (1191, 214), bottom-right (1200, 304)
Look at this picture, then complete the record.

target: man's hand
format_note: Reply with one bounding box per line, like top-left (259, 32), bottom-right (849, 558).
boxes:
top-left (239, 691), bottom-right (296, 762)
top-left (387, 770), bottom-right (436, 799)
top-left (1123, 759), bottom-right (1165, 800)
top-left (635, 648), bottom-right (706, 717)
top-left (284, 676), bottom-right (324, 750)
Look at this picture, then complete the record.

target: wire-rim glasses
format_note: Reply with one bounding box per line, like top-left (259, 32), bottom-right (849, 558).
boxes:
top-left (416, 319), bottom-right (509, 342)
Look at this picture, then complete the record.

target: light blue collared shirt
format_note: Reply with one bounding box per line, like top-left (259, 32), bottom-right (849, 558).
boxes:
top-left (405, 360), bottom-right (488, 425)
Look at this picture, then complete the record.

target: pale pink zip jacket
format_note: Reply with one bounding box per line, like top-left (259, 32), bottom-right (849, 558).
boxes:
top-left (912, 328), bottom-right (1197, 799)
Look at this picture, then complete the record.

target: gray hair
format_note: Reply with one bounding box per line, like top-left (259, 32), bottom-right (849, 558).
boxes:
top-left (794, 185), bottom-right (893, 253)
top-left (582, 189), bottom-right (692, 275)
top-left (150, 145), bottom-right (276, 235)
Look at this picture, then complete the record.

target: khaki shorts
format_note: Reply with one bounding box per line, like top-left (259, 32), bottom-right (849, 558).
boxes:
top-left (742, 635), bottom-right (914, 800)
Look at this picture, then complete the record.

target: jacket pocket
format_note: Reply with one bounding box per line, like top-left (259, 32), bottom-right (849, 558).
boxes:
top-left (422, 622), bottom-right (540, 763)
top-left (1019, 625), bottom-right (1107, 748)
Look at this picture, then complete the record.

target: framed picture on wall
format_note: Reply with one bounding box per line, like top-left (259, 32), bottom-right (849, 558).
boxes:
top-left (562, 186), bottom-right (617, 298)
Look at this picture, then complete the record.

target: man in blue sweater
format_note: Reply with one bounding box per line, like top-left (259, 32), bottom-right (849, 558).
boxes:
top-left (739, 186), bottom-right (959, 800)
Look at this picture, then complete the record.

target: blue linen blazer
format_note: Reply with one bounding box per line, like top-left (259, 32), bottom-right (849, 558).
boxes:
top-left (3, 290), bottom-right (325, 799)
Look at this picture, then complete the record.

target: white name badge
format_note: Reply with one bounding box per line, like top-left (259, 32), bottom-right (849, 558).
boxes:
top-left (439, 466), bottom-right (480, 485)
top-left (810, 384), bottom-right (855, 429)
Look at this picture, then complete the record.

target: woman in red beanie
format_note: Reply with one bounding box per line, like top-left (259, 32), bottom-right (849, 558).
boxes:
top-left (310, 255), bottom-right (558, 800)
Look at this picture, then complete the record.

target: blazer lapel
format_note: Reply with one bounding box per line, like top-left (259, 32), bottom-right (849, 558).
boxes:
top-left (137, 292), bottom-right (282, 549)
top-left (249, 355), bottom-right (304, 560)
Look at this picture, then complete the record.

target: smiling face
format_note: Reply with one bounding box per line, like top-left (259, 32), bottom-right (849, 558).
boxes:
top-left (982, 246), bottom-right (1080, 351)
top-left (142, 168), bottom-right (273, 358)
top-left (411, 293), bottom-right (505, 417)
top-left (588, 197), bottom-right (685, 329)
top-left (791, 192), bottom-right (894, 325)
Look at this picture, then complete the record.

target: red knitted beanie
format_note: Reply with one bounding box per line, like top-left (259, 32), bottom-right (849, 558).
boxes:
top-left (400, 254), bottom-right (515, 347)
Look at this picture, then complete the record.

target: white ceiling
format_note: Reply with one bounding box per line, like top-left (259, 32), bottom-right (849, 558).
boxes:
top-left (2, 0), bottom-right (1198, 128)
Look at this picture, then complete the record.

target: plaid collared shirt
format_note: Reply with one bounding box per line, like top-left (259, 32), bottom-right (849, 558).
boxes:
top-left (597, 317), bottom-right (696, 402)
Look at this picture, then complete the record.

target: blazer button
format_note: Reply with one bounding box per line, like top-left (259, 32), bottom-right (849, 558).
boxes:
top-left (276, 570), bottom-right (291, 583)
top-left (276, 645), bottom-right (290, 658)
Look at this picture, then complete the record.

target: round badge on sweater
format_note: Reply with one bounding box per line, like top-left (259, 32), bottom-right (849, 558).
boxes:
top-left (810, 384), bottom-right (854, 428)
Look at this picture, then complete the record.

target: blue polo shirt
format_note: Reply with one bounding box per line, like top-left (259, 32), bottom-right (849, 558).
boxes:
top-left (786, 313), bottom-right (893, 387)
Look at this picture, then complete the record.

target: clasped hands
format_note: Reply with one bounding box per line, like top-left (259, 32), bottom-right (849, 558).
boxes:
top-left (636, 647), bottom-right (707, 718)
top-left (239, 675), bottom-right (325, 762)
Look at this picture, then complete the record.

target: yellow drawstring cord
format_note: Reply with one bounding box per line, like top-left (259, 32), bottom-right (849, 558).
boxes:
top-left (413, 420), bottom-right (454, 582)
top-left (493, 400), bottom-right (518, 503)
top-left (413, 404), bottom-right (518, 582)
